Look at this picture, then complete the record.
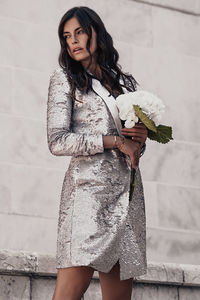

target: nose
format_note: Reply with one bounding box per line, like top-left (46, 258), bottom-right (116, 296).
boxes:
top-left (71, 34), bottom-right (78, 44)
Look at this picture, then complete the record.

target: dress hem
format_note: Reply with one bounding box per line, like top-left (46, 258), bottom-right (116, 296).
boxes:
top-left (56, 261), bottom-right (147, 281)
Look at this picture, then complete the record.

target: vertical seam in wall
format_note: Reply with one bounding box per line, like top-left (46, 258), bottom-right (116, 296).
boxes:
top-left (130, 0), bottom-right (200, 16)
top-left (177, 286), bottom-right (180, 299)
top-left (182, 270), bottom-right (185, 283)
top-left (30, 276), bottom-right (33, 300)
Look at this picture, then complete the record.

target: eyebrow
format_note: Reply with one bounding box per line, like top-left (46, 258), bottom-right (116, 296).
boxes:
top-left (63, 27), bottom-right (82, 35)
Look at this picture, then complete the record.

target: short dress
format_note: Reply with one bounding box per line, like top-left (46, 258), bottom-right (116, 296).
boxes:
top-left (47, 67), bottom-right (147, 281)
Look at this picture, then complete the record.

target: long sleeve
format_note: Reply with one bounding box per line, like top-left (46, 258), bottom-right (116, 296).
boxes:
top-left (47, 68), bottom-right (104, 157)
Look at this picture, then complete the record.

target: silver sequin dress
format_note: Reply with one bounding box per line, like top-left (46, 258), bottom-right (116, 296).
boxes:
top-left (47, 67), bottom-right (147, 281)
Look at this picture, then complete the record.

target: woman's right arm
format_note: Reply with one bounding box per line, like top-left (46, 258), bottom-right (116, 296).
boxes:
top-left (47, 69), bottom-right (105, 157)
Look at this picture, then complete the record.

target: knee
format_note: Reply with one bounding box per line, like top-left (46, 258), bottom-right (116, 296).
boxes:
top-left (53, 289), bottom-right (82, 300)
top-left (53, 266), bottom-right (94, 300)
top-left (53, 280), bottom-right (88, 300)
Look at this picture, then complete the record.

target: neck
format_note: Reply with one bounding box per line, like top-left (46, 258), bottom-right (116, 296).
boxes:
top-left (91, 65), bottom-right (102, 79)
top-left (81, 54), bottom-right (102, 80)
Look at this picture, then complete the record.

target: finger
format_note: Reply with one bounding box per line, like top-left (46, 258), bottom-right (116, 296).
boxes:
top-left (131, 156), bottom-right (139, 169)
top-left (122, 131), bottom-right (146, 137)
top-left (131, 156), bottom-right (137, 169)
top-left (121, 127), bottom-right (148, 134)
top-left (134, 123), bottom-right (147, 129)
top-left (130, 152), bottom-right (140, 168)
top-left (122, 134), bottom-right (145, 143)
top-left (132, 137), bottom-right (143, 143)
top-left (121, 128), bottom-right (135, 133)
top-left (122, 126), bottom-right (145, 131)
top-left (134, 123), bottom-right (147, 128)
top-left (132, 136), bottom-right (142, 140)
top-left (122, 128), bottom-right (147, 134)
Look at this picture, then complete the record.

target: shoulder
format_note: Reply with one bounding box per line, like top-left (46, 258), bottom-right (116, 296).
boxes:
top-left (49, 66), bottom-right (67, 81)
top-left (48, 66), bottom-right (71, 92)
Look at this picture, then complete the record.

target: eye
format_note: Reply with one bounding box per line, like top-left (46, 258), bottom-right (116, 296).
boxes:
top-left (77, 29), bottom-right (85, 34)
top-left (63, 34), bottom-right (70, 40)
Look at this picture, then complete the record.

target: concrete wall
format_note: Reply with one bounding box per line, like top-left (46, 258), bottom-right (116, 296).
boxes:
top-left (1, 249), bottom-right (200, 300)
top-left (0, 0), bottom-right (200, 265)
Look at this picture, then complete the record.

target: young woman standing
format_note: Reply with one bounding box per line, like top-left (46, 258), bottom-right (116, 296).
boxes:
top-left (47, 6), bottom-right (148, 300)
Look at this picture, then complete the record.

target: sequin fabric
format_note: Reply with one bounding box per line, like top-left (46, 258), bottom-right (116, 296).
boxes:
top-left (47, 67), bottom-right (147, 281)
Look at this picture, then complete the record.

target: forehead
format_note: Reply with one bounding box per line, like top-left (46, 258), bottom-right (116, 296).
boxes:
top-left (63, 17), bottom-right (81, 32)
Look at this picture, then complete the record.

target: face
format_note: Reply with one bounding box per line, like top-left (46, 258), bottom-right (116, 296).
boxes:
top-left (63, 17), bottom-right (98, 67)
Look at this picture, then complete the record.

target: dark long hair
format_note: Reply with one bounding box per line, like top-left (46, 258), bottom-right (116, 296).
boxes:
top-left (58, 6), bottom-right (138, 101)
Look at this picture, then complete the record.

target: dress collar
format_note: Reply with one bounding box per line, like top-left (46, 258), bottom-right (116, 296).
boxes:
top-left (91, 78), bottom-right (123, 136)
top-left (85, 68), bottom-right (128, 136)
top-left (85, 69), bottom-right (93, 76)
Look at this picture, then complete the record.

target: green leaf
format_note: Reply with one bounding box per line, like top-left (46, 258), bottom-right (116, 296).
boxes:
top-left (148, 124), bottom-right (173, 144)
top-left (133, 105), bottom-right (157, 132)
top-left (133, 104), bottom-right (173, 144)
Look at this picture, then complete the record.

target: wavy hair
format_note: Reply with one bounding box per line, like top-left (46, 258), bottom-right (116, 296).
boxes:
top-left (58, 6), bottom-right (138, 101)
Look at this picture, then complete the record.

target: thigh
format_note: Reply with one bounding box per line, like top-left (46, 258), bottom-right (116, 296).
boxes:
top-left (98, 260), bottom-right (133, 300)
top-left (53, 266), bottom-right (95, 300)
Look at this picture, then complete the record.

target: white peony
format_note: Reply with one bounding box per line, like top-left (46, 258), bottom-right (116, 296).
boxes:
top-left (116, 90), bottom-right (165, 127)
top-left (124, 111), bottom-right (139, 128)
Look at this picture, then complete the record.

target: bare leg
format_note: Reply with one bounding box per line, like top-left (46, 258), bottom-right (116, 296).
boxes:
top-left (52, 266), bottom-right (95, 300)
top-left (99, 260), bottom-right (133, 300)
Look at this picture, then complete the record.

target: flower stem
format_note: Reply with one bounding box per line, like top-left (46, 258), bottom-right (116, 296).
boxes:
top-left (129, 168), bottom-right (136, 202)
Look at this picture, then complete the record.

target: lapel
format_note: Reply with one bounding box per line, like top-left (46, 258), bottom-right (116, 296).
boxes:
top-left (91, 78), bottom-right (124, 136)
top-left (89, 73), bottom-right (132, 169)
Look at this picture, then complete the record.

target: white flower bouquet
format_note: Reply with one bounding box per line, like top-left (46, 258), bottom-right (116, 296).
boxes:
top-left (116, 90), bottom-right (173, 201)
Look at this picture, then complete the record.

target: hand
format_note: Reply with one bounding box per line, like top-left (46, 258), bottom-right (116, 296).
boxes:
top-left (121, 122), bottom-right (148, 147)
top-left (116, 137), bottom-right (141, 169)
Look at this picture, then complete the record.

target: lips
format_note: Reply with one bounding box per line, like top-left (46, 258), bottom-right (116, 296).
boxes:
top-left (73, 47), bottom-right (83, 53)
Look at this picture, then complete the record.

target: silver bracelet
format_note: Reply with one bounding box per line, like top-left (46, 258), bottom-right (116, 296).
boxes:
top-left (113, 136), bottom-right (117, 148)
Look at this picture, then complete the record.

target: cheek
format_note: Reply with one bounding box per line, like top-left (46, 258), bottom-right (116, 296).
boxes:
top-left (66, 45), bottom-right (73, 57)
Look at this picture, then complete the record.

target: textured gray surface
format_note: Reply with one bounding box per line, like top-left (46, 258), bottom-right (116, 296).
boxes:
top-left (0, 275), bottom-right (30, 300)
top-left (1, 250), bottom-right (200, 299)
top-left (1, 250), bottom-right (200, 286)
top-left (31, 278), bottom-right (56, 300)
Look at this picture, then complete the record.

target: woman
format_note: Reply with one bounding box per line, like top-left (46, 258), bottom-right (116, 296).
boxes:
top-left (47, 6), bottom-right (148, 300)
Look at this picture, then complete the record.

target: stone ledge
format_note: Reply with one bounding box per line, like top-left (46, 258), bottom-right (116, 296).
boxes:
top-left (0, 249), bottom-right (200, 287)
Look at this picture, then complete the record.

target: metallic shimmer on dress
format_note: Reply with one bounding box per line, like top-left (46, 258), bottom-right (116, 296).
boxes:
top-left (47, 67), bottom-right (147, 281)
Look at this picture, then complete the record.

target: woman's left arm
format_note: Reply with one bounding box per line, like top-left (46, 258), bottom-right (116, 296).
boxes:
top-left (121, 123), bottom-right (148, 157)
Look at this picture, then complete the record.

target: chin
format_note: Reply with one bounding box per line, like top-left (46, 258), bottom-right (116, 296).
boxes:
top-left (71, 54), bottom-right (87, 61)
